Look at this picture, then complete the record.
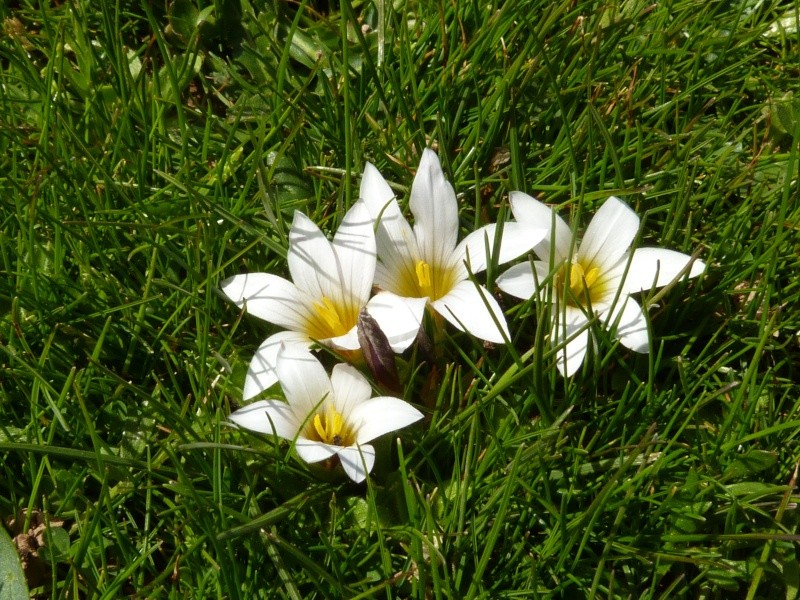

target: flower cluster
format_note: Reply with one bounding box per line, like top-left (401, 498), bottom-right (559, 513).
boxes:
top-left (222, 150), bottom-right (705, 482)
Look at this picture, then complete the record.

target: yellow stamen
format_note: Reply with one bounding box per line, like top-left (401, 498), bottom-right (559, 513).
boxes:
top-left (397, 259), bottom-right (456, 300)
top-left (563, 261), bottom-right (600, 304)
top-left (312, 405), bottom-right (348, 445)
top-left (585, 266), bottom-right (600, 289)
top-left (312, 296), bottom-right (346, 336)
top-left (415, 260), bottom-right (433, 296)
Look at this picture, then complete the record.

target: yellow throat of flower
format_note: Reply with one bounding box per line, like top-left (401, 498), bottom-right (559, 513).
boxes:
top-left (308, 296), bottom-right (352, 340)
top-left (561, 261), bottom-right (600, 306)
top-left (399, 259), bottom-right (456, 301)
top-left (311, 404), bottom-right (353, 446)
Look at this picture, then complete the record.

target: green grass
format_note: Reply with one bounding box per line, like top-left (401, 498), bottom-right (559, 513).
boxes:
top-left (1, 0), bottom-right (799, 597)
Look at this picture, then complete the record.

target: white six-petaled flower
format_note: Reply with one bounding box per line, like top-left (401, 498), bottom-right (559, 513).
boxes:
top-left (229, 345), bottom-right (423, 483)
top-left (497, 194), bottom-right (705, 376)
top-left (359, 149), bottom-right (545, 343)
top-left (221, 200), bottom-right (425, 399)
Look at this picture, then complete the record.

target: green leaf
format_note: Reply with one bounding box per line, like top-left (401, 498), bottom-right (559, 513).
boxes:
top-left (41, 527), bottom-right (71, 565)
top-left (785, 557), bottom-right (799, 600)
top-left (0, 525), bottom-right (28, 599)
top-left (278, 24), bottom-right (326, 69)
top-left (767, 92), bottom-right (800, 142)
top-left (724, 481), bottom-right (784, 498)
top-left (345, 496), bottom-right (370, 529)
top-left (722, 450), bottom-right (778, 481)
top-left (169, 0), bottom-right (200, 42)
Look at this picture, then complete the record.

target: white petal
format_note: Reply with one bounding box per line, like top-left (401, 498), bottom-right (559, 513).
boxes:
top-left (579, 197), bottom-right (639, 272)
top-left (622, 247), bottom-right (706, 294)
top-left (454, 221), bottom-right (544, 276)
top-left (221, 273), bottom-right (311, 331)
top-left (409, 149), bottom-right (459, 270)
top-left (591, 256), bottom-right (629, 306)
top-left (360, 161), bottom-right (395, 208)
top-left (332, 200), bottom-right (377, 305)
top-left (275, 345), bottom-right (333, 420)
top-left (243, 331), bottom-right (312, 400)
top-left (337, 445), bottom-right (376, 483)
top-left (509, 191), bottom-right (572, 264)
top-left (360, 163), bottom-right (419, 293)
top-left (325, 325), bottom-right (361, 351)
top-left (295, 439), bottom-right (338, 464)
top-left (431, 279), bottom-right (510, 343)
top-left (496, 261), bottom-right (550, 300)
top-left (365, 291), bottom-right (426, 352)
top-left (229, 400), bottom-right (298, 439)
top-left (551, 306), bottom-right (590, 377)
top-left (287, 211), bottom-right (342, 304)
top-left (350, 397), bottom-right (423, 444)
top-left (329, 363), bottom-right (372, 418)
top-left (602, 296), bottom-right (650, 353)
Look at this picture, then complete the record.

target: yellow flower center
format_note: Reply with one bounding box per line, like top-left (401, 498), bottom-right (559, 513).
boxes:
top-left (558, 260), bottom-right (601, 306)
top-left (307, 296), bottom-right (354, 340)
top-left (396, 259), bottom-right (457, 301)
top-left (310, 404), bottom-right (353, 446)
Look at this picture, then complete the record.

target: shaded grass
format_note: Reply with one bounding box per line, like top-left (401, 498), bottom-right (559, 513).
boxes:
top-left (1, 0), bottom-right (799, 597)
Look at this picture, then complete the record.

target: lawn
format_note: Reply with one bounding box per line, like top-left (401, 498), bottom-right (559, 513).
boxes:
top-left (1, 0), bottom-right (799, 597)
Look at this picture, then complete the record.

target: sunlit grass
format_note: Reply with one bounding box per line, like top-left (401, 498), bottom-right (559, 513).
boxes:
top-left (1, 0), bottom-right (799, 597)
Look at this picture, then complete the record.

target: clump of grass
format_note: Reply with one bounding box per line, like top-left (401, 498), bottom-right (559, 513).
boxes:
top-left (1, 0), bottom-right (798, 597)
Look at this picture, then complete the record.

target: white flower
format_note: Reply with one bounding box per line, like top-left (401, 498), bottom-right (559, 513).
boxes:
top-left (221, 200), bottom-right (425, 399)
top-left (229, 345), bottom-right (423, 483)
top-left (359, 149), bottom-right (544, 343)
top-left (497, 194), bottom-right (706, 376)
